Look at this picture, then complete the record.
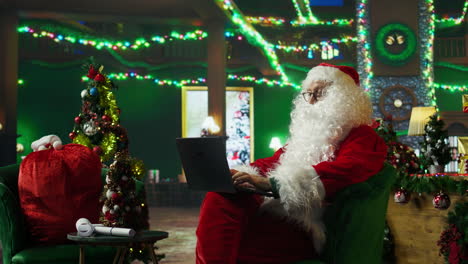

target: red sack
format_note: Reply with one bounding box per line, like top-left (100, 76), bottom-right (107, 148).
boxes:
top-left (19, 144), bottom-right (102, 244)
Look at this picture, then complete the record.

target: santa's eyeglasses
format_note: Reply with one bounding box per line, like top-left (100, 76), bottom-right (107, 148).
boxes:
top-left (301, 90), bottom-right (323, 102)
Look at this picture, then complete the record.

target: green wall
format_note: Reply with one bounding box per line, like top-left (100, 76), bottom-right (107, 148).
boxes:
top-left (434, 65), bottom-right (468, 111)
top-left (17, 61), bottom-right (297, 180)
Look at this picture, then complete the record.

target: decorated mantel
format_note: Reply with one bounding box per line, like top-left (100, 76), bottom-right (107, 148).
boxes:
top-left (374, 115), bottom-right (467, 264)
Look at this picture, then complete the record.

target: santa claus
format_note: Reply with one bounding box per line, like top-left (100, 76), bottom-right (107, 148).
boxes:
top-left (196, 63), bottom-right (388, 264)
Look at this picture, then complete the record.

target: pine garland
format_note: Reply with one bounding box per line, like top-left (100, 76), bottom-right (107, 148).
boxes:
top-left (394, 173), bottom-right (467, 196)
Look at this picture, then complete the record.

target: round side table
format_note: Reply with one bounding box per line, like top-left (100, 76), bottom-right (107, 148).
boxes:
top-left (67, 230), bottom-right (168, 264)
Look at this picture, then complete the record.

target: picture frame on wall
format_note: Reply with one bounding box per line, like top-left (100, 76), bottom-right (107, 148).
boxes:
top-left (181, 86), bottom-right (254, 167)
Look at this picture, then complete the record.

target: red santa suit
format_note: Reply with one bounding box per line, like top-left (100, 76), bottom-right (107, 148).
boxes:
top-left (196, 64), bottom-right (388, 264)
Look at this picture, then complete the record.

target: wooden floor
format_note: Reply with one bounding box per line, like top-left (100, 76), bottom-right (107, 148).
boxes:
top-left (0, 207), bottom-right (200, 264)
top-left (149, 207), bottom-right (200, 264)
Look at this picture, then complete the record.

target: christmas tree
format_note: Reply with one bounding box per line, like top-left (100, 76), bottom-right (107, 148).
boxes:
top-left (420, 113), bottom-right (452, 170)
top-left (70, 64), bottom-right (127, 161)
top-left (70, 64), bottom-right (151, 261)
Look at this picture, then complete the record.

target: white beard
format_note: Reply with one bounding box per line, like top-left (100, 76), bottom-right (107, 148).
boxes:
top-left (279, 81), bottom-right (372, 169)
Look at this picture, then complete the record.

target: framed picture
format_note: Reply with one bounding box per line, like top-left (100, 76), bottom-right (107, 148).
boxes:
top-left (182, 86), bottom-right (254, 167)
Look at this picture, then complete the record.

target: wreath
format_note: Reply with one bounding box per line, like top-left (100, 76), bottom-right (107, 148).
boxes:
top-left (375, 23), bottom-right (417, 66)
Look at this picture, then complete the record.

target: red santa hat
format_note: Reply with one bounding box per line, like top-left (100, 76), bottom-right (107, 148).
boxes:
top-left (304, 63), bottom-right (360, 88)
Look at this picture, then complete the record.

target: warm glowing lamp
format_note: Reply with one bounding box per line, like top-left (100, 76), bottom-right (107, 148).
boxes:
top-left (407, 106), bottom-right (436, 136)
top-left (269, 137), bottom-right (282, 151)
top-left (201, 116), bottom-right (220, 136)
top-left (0, 122), bottom-right (3, 131)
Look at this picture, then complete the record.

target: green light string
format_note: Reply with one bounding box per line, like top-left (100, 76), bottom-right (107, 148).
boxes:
top-left (434, 83), bottom-right (468, 92)
top-left (246, 16), bottom-right (286, 26)
top-left (18, 24), bottom-right (351, 55)
top-left (78, 72), bottom-right (300, 89)
top-left (290, 0), bottom-right (353, 26)
top-left (435, 0), bottom-right (468, 24)
top-left (214, 0), bottom-right (289, 83)
top-left (275, 36), bottom-right (357, 53)
top-left (423, 0), bottom-right (438, 111)
top-left (356, 0), bottom-right (373, 92)
top-left (18, 25), bottom-right (211, 51)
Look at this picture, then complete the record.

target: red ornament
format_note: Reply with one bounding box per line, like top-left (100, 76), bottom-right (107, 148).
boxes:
top-left (394, 188), bottom-right (411, 204)
top-left (433, 191), bottom-right (451, 210)
top-left (74, 116), bottom-right (81, 124)
top-left (93, 146), bottom-right (103, 155)
top-left (94, 73), bottom-right (105, 83)
top-left (69, 132), bottom-right (77, 140)
top-left (111, 193), bottom-right (119, 200)
top-left (87, 65), bottom-right (99, 79)
top-left (102, 115), bottom-right (111, 122)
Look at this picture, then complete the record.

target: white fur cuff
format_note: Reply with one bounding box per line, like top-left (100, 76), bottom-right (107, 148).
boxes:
top-left (230, 164), bottom-right (260, 176)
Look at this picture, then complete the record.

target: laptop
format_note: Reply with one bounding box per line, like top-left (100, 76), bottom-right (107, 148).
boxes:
top-left (175, 136), bottom-right (274, 197)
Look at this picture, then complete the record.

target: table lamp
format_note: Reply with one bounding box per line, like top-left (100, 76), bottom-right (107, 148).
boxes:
top-left (407, 106), bottom-right (436, 136)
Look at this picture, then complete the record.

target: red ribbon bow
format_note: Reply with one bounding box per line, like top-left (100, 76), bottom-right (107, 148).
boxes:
top-left (87, 65), bottom-right (106, 83)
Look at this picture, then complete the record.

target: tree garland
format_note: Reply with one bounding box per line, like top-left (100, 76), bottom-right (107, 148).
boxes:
top-left (394, 173), bottom-right (468, 196)
top-left (374, 23), bottom-right (417, 66)
top-left (438, 200), bottom-right (468, 264)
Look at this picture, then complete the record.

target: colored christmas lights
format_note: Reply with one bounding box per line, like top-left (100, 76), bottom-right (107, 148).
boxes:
top-left (19, 23), bottom-right (356, 56)
top-left (80, 73), bottom-right (300, 89)
top-left (435, 0), bottom-right (468, 25)
top-left (422, 0), bottom-right (438, 111)
top-left (245, 16), bottom-right (286, 26)
top-left (356, 0), bottom-right (373, 92)
top-left (18, 25), bottom-right (210, 51)
top-left (434, 83), bottom-right (468, 92)
top-left (290, 0), bottom-right (353, 26)
top-left (214, 0), bottom-right (289, 82)
top-left (17, 79), bottom-right (24, 85)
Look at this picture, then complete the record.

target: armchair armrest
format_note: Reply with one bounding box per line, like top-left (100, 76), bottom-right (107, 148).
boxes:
top-left (0, 183), bottom-right (28, 264)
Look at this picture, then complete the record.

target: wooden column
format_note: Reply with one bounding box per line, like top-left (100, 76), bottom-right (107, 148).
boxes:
top-left (206, 20), bottom-right (226, 136)
top-left (0, 10), bottom-right (18, 166)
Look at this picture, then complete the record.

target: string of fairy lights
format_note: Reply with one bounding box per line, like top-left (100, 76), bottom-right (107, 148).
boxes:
top-left (435, 0), bottom-right (468, 25)
top-left (17, 0), bottom-right (468, 94)
top-left (18, 24), bottom-right (355, 57)
top-left (78, 72), bottom-right (300, 89)
top-left (18, 73), bottom-right (466, 92)
top-left (214, 0), bottom-right (289, 83)
top-left (246, 0), bottom-right (466, 27)
top-left (356, 0), bottom-right (373, 92)
top-left (425, 0), bottom-right (438, 110)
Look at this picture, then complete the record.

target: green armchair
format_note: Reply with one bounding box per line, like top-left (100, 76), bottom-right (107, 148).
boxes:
top-left (296, 163), bottom-right (396, 264)
top-left (0, 164), bottom-right (145, 264)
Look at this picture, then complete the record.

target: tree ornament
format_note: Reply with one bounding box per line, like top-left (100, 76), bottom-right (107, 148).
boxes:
top-left (394, 188), bottom-right (411, 204)
top-left (106, 190), bottom-right (115, 199)
top-left (113, 205), bottom-right (119, 211)
top-left (69, 132), bottom-right (77, 140)
top-left (433, 191), bottom-right (451, 210)
top-left (93, 146), bottom-right (103, 155)
top-left (90, 87), bottom-right (98, 96)
top-left (102, 115), bottom-right (112, 123)
top-left (74, 116), bottom-right (82, 124)
top-left (80, 89), bottom-right (88, 99)
top-left (102, 205), bottom-right (109, 214)
top-left (82, 121), bottom-right (98, 136)
top-left (122, 175), bottom-right (128, 181)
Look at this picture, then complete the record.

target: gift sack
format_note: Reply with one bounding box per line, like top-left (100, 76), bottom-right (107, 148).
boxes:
top-left (19, 144), bottom-right (102, 244)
